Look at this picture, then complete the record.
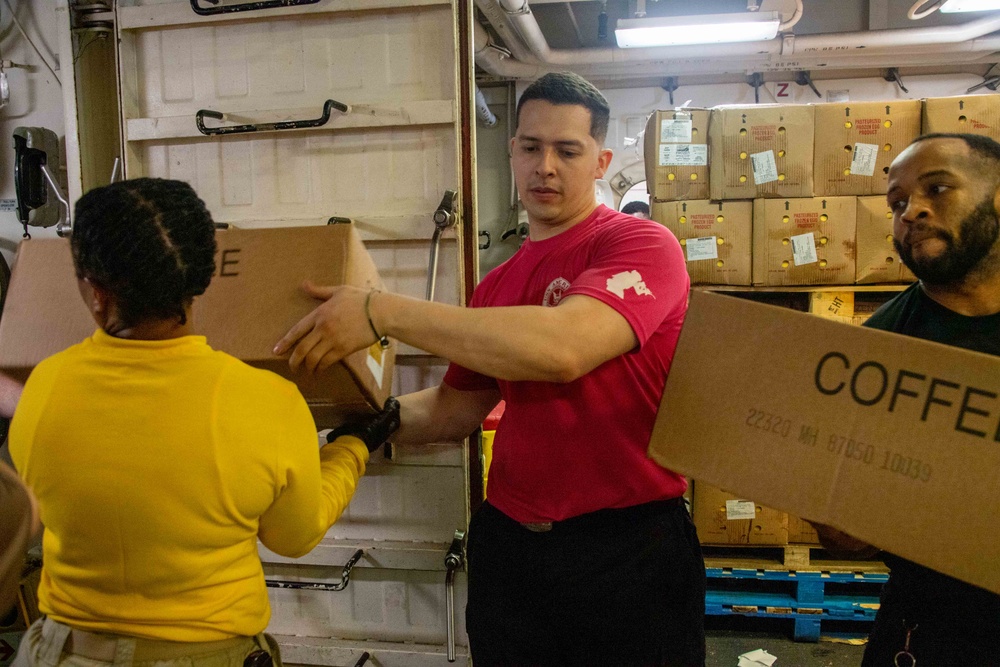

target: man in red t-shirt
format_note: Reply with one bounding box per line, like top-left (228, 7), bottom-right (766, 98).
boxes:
top-left (276, 72), bottom-right (705, 666)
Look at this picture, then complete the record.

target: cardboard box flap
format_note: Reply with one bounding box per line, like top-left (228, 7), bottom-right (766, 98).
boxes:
top-left (649, 291), bottom-right (1000, 594)
top-left (0, 224), bottom-right (394, 426)
top-left (0, 239), bottom-right (94, 378)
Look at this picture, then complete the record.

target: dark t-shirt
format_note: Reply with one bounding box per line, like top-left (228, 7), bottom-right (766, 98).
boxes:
top-left (864, 282), bottom-right (1000, 617)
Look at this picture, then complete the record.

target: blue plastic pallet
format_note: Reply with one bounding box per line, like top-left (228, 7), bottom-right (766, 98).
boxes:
top-left (705, 567), bottom-right (888, 641)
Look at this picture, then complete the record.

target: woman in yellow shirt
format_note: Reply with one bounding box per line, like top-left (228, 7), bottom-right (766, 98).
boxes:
top-left (10, 179), bottom-right (385, 667)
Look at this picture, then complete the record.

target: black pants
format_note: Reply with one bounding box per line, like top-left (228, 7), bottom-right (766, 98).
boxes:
top-left (862, 557), bottom-right (1000, 667)
top-left (465, 499), bottom-right (706, 667)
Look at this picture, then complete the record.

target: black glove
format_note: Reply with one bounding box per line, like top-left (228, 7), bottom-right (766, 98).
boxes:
top-left (327, 397), bottom-right (401, 453)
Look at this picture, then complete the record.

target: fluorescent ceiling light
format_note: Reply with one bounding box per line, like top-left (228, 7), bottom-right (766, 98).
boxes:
top-left (615, 11), bottom-right (780, 48)
top-left (940, 0), bottom-right (1000, 11)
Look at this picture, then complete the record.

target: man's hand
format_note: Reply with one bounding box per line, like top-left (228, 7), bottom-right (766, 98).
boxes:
top-left (274, 281), bottom-right (379, 373)
top-left (327, 397), bottom-right (402, 453)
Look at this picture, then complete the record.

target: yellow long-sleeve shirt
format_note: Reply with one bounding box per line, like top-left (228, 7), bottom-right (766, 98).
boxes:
top-left (9, 329), bottom-right (368, 641)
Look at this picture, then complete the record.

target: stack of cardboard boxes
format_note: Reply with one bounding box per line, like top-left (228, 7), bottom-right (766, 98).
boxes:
top-left (646, 94), bottom-right (1000, 294)
top-left (646, 94), bottom-right (1000, 547)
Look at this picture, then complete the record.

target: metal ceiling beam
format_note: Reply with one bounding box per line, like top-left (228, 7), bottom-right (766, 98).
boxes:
top-left (869, 0), bottom-right (890, 30)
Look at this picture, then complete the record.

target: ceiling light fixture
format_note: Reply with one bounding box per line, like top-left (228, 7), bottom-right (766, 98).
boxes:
top-left (939, 0), bottom-right (1000, 11)
top-left (615, 11), bottom-right (781, 48)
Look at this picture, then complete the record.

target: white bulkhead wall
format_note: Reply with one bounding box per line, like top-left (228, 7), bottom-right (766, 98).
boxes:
top-left (0, 0), bottom-right (65, 266)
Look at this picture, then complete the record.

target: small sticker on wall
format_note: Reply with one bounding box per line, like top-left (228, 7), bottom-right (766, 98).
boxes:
top-left (726, 499), bottom-right (756, 521)
top-left (791, 232), bottom-right (818, 266)
top-left (659, 144), bottom-right (708, 167)
top-left (750, 150), bottom-right (778, 185)
top-left (685, 237), bottom-right (719, 262)
top-left (850, 143), bottom-right (879, 177)
top-left (0, 199), bottom-right (16, 212)
top-left (660, 118), bottom-right (693, 143)
top-left (366, 342), bottom-right (386, 389)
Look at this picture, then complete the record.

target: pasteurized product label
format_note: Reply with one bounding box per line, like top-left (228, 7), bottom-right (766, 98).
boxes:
top-left (660, 144), bottom-right (708, 166)
top-left (791, 232), bottom-right (818, 266)
top-left (726, 499), bottom-right (756, 521)
top-left (850, 142), bottom-right (879, 177)
top-left (660, 117), bottom-right (693, 143)
top-left (685, 237), bottom-right (719, 262)
top-left (751, 150), bottom-right (779, 185)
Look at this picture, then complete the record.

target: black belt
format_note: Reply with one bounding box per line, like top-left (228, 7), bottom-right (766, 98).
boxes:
top-left (517, 497), bottom-right (685, 533)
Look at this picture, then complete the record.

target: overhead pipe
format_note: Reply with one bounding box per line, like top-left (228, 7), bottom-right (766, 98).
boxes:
top-left (567, 46), bottom-right (1000, 81)
top-left (778, 0), bottom-right (803, 31)
top-left (475, 86), bottom-right (498, 126)
top-left (474, 0), bottom-right (536, 64)
top-left (474, 21), bottom-right (553, 78)
top-left (792, 13), bottom-right (1000, 52)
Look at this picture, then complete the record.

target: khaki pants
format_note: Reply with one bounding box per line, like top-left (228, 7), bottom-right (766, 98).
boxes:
top-left (12, 618), bottom-right (282, 667)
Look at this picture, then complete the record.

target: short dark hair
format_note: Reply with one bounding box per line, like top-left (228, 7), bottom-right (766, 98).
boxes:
top-left (911, 132), bottom-right (1000, 174)
top-left (515, 72), bottom-right (611, 144)
top-left (71, 178), bottom-right (217, 327)
top-left (621, 201), bottom-right (650, 216)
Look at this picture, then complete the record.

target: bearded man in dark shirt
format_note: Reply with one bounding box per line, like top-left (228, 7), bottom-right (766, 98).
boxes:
top-left (815, 133), bottom-right (1000, 667)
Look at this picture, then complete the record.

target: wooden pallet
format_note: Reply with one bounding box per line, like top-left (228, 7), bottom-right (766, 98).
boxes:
top-left (702, 543), bottom-right (888, 574)
top-left (703, 548), bottom-right (888, 642)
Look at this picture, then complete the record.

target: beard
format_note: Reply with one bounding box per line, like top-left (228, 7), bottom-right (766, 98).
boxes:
top-left (894, 197), bottom-right (1000, 285)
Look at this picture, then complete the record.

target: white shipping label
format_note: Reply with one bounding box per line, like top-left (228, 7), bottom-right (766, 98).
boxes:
top-left (660, 118), bottom-right (692, 143)
top-left (726, 499), bottom-right (756, 521)
top-left (850, 142), bottom-right (879, 177)
top-left (659, 144), bottom-right (708, 167)
top-left (791, 232), bottom-right (818, 266)
top-left (685, 237), bottom-right (719, 262)
top-left (750, 150), bottom-right (779, 185)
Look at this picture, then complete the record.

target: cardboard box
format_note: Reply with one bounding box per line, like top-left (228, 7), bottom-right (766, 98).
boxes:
top-left (752, 197), bottom-right (857, 286)
top-left (787, 515), bottom-right (821, 545)
top-left (709, 105), bottom-right (814, 200)
top-left (923, 94), bottom-right (1000, 140)
top-left (809, 291), bottom-right (858, 326)
top-left (644, 109), bottom-right (710, 201)
top-left (648, 291), bottom-right (1000, 595)
top-left (856, 196), bottom-right (916, 284)
top-left (0, 224), bottom-right (394, 427)
top-left (651, 200), bottom-right (752, 285)
top-left (693, 481), bottom-right (789, 545)
top-left (813, 101), bottom-right (922, 196)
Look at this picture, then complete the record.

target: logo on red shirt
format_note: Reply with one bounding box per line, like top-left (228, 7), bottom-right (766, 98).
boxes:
top-left (543, 278), bottom-right (571, 307)
top-left (606, 270), bottom-right (654, 299)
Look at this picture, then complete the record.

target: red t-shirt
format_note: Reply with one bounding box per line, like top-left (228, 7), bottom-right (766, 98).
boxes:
top-left (444, 205), bottom-right (690, 523)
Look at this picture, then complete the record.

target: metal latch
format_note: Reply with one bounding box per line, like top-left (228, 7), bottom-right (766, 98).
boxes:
top-left (444, 529), bottom-right (466, 663)
top-left (426, 190), bottom-right (458, 302)
top-left (265, 548), bottom-right (364, 592)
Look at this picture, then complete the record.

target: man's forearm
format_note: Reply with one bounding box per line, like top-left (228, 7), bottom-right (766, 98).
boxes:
top-left (373, 292), bottom-right (636, 383)
top-left (394, 386), bottom-right (500, 446)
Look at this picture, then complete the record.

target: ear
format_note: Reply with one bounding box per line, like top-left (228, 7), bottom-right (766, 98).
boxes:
top-left (595, 148), bottom-right (613, 179)
top-left (77, 277), bottom-right (111, 326)
top-left (508, 136), bottom-right (516, 159)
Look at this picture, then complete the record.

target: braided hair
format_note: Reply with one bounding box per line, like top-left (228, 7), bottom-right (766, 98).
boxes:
top-left (71, 178), bottom-right (217, 328)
